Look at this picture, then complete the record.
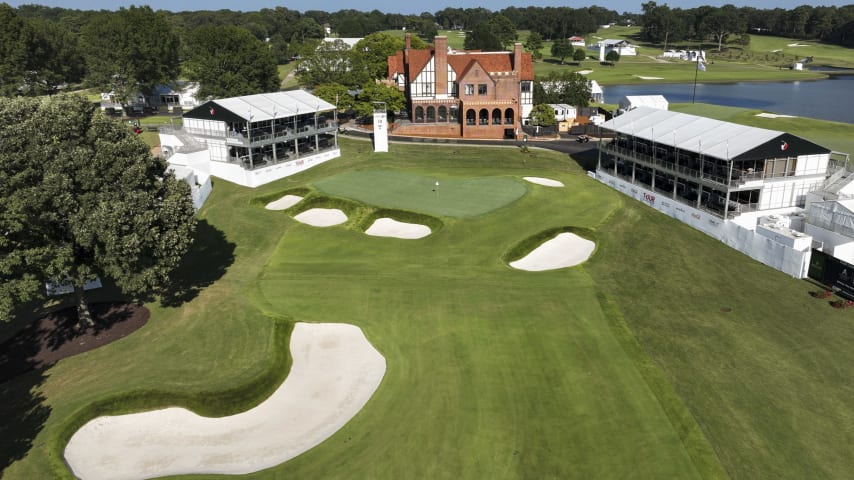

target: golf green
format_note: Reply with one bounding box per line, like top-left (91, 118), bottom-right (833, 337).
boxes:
top-left (313, 169), bottom-right (528, 218)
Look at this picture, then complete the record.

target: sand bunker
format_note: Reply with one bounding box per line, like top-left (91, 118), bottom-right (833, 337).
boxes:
top-left (523, 177), bottom-right (565, 188)
top-left (636, 75), bottom-right (663, 80)
top-left (577, 69), bottom-right (593, 75)
top-left (510, 233), bottom-right (595, 271)
top-left (265, 194), bottom-right (303, 210)
top-left (366, 218), bottom-right (431, 239)
top-left (64, 322), bottom-right (386, 480)
top-left (755, 112), bottom-right (796, 119)
top-left (294, 208), bottom-right (348, 227)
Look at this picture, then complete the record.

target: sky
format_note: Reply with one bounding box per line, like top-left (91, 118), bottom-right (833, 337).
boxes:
top-left (6, 0), bottom-right (850, 15)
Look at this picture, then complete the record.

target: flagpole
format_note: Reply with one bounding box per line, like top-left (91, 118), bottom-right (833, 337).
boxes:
top-left (692, 55), bottom-right (700, 104)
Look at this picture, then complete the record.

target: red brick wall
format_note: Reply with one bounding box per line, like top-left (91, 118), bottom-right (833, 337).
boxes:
top-left (393, 123), bottom-right (462, 137)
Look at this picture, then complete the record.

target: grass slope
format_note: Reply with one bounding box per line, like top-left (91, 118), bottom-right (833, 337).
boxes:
top-left (3, 137), bottom-right (852, 479)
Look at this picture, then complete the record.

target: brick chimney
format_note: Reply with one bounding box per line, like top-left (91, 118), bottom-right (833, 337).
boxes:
top-left (513, 42), bottom-right (522, 73)
top-left (434, 36), bottom-right (448, 96)
top-left (404, 32), bottom-right (411, 65)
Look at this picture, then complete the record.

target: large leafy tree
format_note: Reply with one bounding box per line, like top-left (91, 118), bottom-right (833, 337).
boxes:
top-left (529, 103), bottom-right (557, 127)
top-left (21, 18), bottom-right (85, 96)
top-left (524, 32), bottom-right (544, 60)
top-left (79, 6), bottom-right (179, 102)
top-left (183, 25), bottom-right (280, 98)
top-left (700, 6), bottom-right (747, 51)
top-left (0, 95), bottom-right (196, 326)
top-left (550, 38), bottom-right (573, 64)
top-left (296, 39), bottom-right (364, 88)
top-left (464, 22), bottom-right (504, 51)
top-left (534, 71), bottom-right (591, 107)
top-left (352, 33), bottom-right (405, 80)
top-left (353, 81), bottom-right (405, 119)
top-left (313, 83), bottom-right (355, 112)
top-left (0, 4), bottom-right (31, 96)
top-left (488, 14), bottom-right (518, 48)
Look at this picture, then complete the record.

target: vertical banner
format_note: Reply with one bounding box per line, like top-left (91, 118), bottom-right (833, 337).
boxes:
top-left (372, 102), bottom-right (388, 153)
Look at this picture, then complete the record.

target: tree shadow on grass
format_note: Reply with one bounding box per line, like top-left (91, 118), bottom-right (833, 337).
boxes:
top-left (0, 365), bottom-right (50, 475)
top-left (158, 219), bottom-right (236, 308)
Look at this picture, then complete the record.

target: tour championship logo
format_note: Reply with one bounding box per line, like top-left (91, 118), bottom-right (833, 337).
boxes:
top-left (780, 140), bottom-right (789, 151)
top-left (209, 107), bottom-right (216, 116)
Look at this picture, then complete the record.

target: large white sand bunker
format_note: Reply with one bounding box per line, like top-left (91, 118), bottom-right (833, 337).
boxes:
top-left (366, 217), bottom-right (431, 239)
top-left (294, 208), bottom-right (348, 227)
top-left (265, 194), bottom-right (303, 210)
top-left (64, 323), bottom-right (386, 480)
top-left (523, 176), bottom-right (565, 188)
top-left (510, 232), bottom-right (595, 271)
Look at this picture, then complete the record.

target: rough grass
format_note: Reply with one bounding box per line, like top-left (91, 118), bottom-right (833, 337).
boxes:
top-left (4, 135), bottom-right (854, 479)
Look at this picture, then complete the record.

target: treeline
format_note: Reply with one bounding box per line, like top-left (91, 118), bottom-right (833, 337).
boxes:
top-left (3, 2), bottom-right (854, 100)
top-left (640, 2), bottom-right (854, 50)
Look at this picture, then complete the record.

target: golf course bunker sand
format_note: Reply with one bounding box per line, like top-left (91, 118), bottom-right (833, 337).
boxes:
top-left (366, 218), bottom-right (431, 239)
top-left (294, 208), bottom-right (347, 227)
top-left (510, 233), bottom-right (595, 271)
top-left (265, 194), bottom-right (303, 210)
top-left (64, 322), bottom-right (386, 480)
top-left (523, 176), bottom-right (565, 188)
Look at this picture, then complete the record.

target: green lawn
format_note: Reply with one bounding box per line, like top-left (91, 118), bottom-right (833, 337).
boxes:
top-left (2, 136), bottom-right (853, 479)
top-left (313, 169), bottom-right (527, 217)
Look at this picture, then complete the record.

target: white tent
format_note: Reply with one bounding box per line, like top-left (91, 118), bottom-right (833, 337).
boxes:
top-left (619, 95), bottom-right (669, 112)
top-left (602, 106), bottom-right (782, 160)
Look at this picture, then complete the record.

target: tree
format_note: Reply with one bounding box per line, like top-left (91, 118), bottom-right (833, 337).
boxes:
top-left (0, 95), bottom-right (196, 326)
top-left (0, 5), bottom-right (31, 96)
top-left (352, 33), bottom-right (405, 80)
top-left (529, 103), bottom-right (557, 127)
top-left (523, 31), bottom-right (544, 60)
top-left (533, 70), bottom-right (591, 106)
top-left (488, 14), bottom-right (518, 48)
top-left (313, 83), bottom-right (355, 112)
top-left (641, 1), bottom-right (687, 49)
top-left (183, 25), bottom-right (280, 98)
top-left (605, 50), bottom-right (621, 64)
top-left (573, 48), bottom-right (587, 62)
top-left (20, 18), bottom-right (85, 96)
top-left (700, 6), bottom-right (746, 51)
top-left (296, 39), bottom-right (363, 88)
top-left (465, 22), bottom-right (503, 51)
top-left (550, 38), bottom-right (573, 64)
top-left (353, 81), bottom-right (405, 119)
top-left (79, 6), bottom-right (180, 101)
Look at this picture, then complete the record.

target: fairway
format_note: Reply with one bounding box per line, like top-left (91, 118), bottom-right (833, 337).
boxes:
top-left (5, 138), bottom-right (854, 480)
top-left (313, 169), bottom-right (528, 217)
top-left (256, 184), bottom-right (706, 478)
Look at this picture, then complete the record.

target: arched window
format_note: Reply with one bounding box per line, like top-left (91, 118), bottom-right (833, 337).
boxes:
top-left (427, 106), bottom-right (436, 122)
top-left (438, 106), bottom-right (447, 122)
top-left (492, 108), bottom-right (502, 125)
top-left (414, 106), bottom-right (424, 123)
top-left (466, 109), bottom-right (476, 125)
top-left (450, 106), bottom-right (459, 122)
top-left (479, 108), bottom-right (489, 125)
top-left (504, 108), bottom-right (515, 125)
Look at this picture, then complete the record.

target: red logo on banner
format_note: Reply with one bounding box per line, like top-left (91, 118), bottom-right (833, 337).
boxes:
top-left (209, 107), bottom-right (216, 116)
top-left (781, 140), bottom-right (789, 151)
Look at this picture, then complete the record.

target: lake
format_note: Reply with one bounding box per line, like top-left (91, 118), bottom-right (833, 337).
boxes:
top-left (604, 75), bottom-right (854, 124)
